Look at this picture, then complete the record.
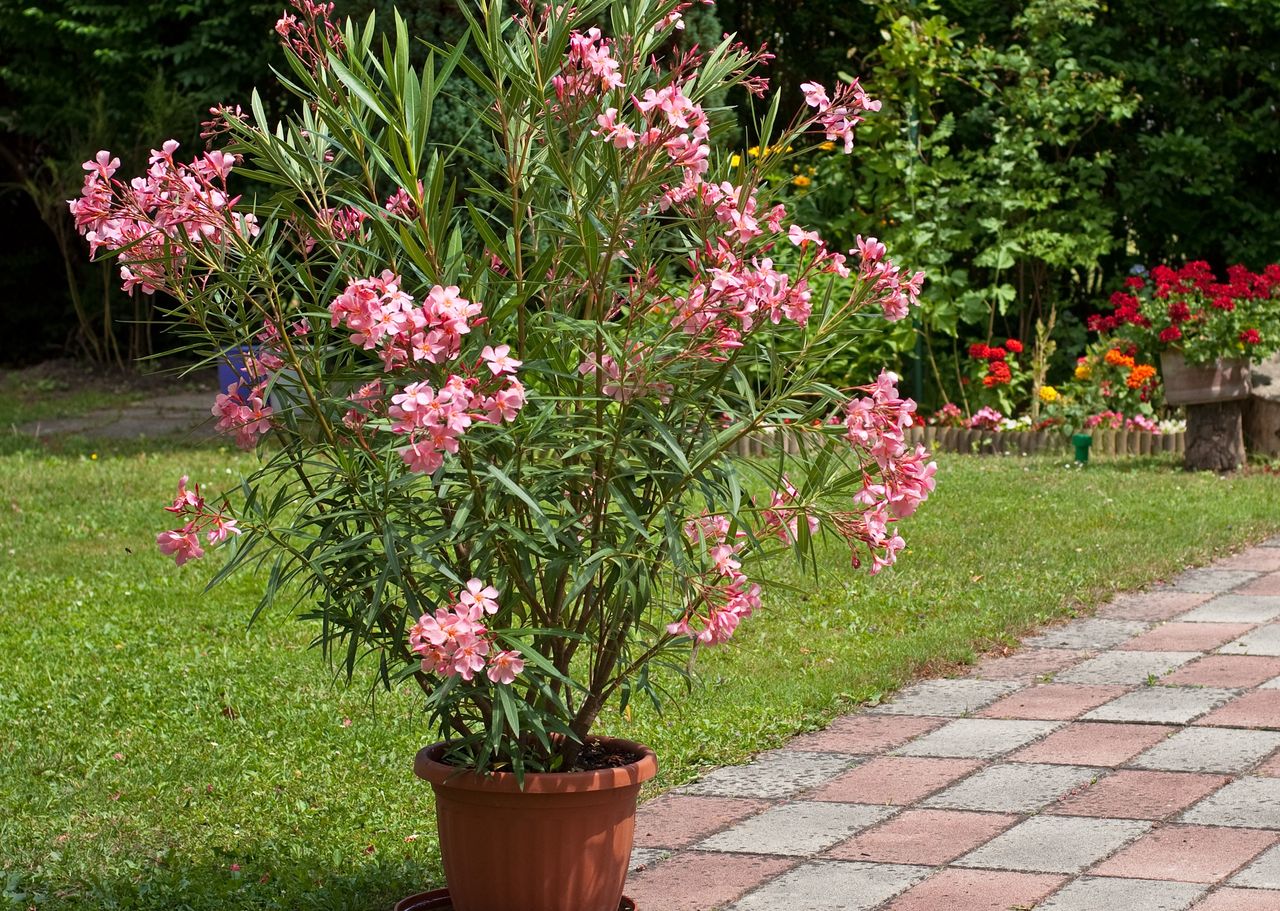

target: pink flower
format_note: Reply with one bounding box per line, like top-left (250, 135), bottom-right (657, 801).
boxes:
top-left (481, 344), bottom-right (522, 376)
top-left (800, 81), bottom-right (830, 109)
top-left (459, 579), bottom-right (500, 616)
top-left (399, 440), bottom-right (445, 474)
top-left (486, 650), bottom-right (525, 685)
top-left (157, 527), bottom-right (205, 565)
top-left (788, 225), bottom-right (823, 248)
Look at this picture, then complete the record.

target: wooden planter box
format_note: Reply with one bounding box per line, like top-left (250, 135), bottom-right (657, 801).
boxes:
top-left (731, 425), bottom-right (1185, 458)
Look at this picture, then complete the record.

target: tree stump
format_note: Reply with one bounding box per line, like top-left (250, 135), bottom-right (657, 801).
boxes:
top-left (1185, 401), bottom-right (1246, 471)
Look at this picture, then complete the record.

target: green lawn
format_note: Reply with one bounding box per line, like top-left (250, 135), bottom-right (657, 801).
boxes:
top-left (3, 445), bottom-right (1278, 909)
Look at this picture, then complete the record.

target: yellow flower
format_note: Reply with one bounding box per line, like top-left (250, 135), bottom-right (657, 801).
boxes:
top-left (1074, 363), bottom-right (1092, 380)
top-left (792, 175), bottom-right (812, 188)
top-left (818, 141), bottom-right (836, 152)
top-left (1038, 385), bottom-right (1059, 404)
top-left (747, 146), bottom-right (760, 158)
top-left (730, 154), bottom-right (741, 168)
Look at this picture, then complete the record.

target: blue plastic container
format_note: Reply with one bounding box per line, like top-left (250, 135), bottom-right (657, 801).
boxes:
top-left (216, 346), bottom-right (259, 399)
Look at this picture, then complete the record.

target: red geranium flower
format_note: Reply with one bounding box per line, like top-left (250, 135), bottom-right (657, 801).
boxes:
top-left (1005, 339), bottom-right (1023, 354)
top-left (1241, 328), bottom-right (1262, 345)
top-left (1159, 325), bottom-right (1182, 343)
top-left (986, 347), bottom-right (1008, 362)
top-left (1167, 301), bottom-right (1191, 324)
top-left (968, 343), bottom-right (989, 360)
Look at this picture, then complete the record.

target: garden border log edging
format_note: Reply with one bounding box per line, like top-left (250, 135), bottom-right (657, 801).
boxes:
top-left (734, 426), bottom-right (1185, 459)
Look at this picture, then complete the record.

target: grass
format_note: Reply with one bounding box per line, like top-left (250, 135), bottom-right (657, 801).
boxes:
top-left (2, 442), bottom-right (1278, 910)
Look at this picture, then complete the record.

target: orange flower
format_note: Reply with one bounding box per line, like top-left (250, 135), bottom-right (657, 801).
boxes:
top-left (1104, 348), bottom-right (1135, 368)
top-left (1127, 364), bottom-right (1157, 388)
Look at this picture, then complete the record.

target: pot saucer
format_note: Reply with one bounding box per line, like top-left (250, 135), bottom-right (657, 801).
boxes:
top-left (394, 890), bottom-right (636, 911)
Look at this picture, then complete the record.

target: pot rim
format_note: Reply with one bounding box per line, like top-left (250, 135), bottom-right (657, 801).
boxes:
top-left (414, 735), bottom-right (658, 794)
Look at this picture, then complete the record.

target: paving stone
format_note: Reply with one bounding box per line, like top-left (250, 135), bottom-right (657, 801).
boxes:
top-left (892, 718), bottom-right (1061, 759)
top-left (1183, 778), bottom-right (1280, 828)
top-left (625, 851), bottom-right (799, 911)
top-left (695, 801), bottom-right (894, 856)
top-left (1196, 691), bottom-right (1280, 730)
top-left (680, 750), bottom-right (855, 798)
top-left (628, 847), bottom-right (669, 872)
top-left (1261, 676), bottom-right (1280, 689)
top-left (1215, 549), bottom-right (1280, 573)
top-left (966, 648), bottom-right (1091, 681)
top-left (1239, 574), bottom-right (1280, 597)
top-left (1132, 728), bottom-right (1280, 773)
top-left (728, 860), bottom-right (929, 911)
top-left (1193, 887), bottom-right (1280, 910)
top-left (1263, 537), bottom-right (1280, 548)
top-left (883, 869), bottom-right (1066, 911)
top-left (1090, 824), bottom-right (1278, 883)
top-left (1173, 570), bottom-right (1262, 593)
top-left (1255, 750), bottom-right (1280, 776)
top-left (787, 715), bottom-right (946, 754)
top-left (1100, 591), bottom-right (1215, 621)
top-left (827, 809), bottom-right (1017, 866)
top-left (868, 679), bottom-right (1021, 717)
top-left (921, 762), bottom-right (1101, 813)
top-left (955, 815), bottom-right (1151, 874)
top-left (1023, 618), bottom-right (1150, 650)
top-left (977, 684), bottom-right (1130, 720)
top-left (1229, 843), bottom-right (1280, 889)
top-left (1011, 722), bottom-right (1175, 767)
top-left (1163, 656), bottom-right (1280, 688)
top-left (1083, 686), bottom-right (1237, 724)
top-left (1121, 623), bottom-right (1258, 653)
top-left (634, 795), bottom-right (772, 849)
top-left (1058, 650), bottom-right (1200, 685)
top-left (1050, 770), bottom-right (1230, 820)
top-left (1181, 597), bottom-right (1280, 624)
top-left (1221, 625), bottom-right (1280, 657)
top-left (1037, 876), bottom-right (1206, 910)
top-left (805, 756), bottom-right (980, 805)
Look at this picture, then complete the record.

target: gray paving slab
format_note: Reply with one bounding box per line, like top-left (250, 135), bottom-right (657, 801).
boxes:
top-left (868, 678), bottom-right (1020, 716)
top-left (695, 802), bottom-right (893, 856)
top-left (1037, 877), bottom-right (1206, 910)
top-left (628, 848), bottom-right (668, 871)
top-left (1056, 650), bottom-right (1199, 685)
top-left (1230, 843), bottom-right (1280, 889)
top-left (728, 860), bottom-right (929, 911)
top-left (1023, 619), bottom-right (1150, 650)
top-left (1180, 595), bottom-right (1280, 624)
top-left (679, 750), bottom-right (854, 799)
top-left (1261, 676), bottom-right (1280, 689)
top-left (892, 718), bottom-right (1061, 759)
top-left (954, 815), bottom-right (1151, 874)
top-left (1082, 686), bottom-right (1236, 724)
top-left (1130, 727), bottom-right (1280, 773)
top-left (1182, 777), bottom-right (1280, 828)
top-left (921, 762), bottom-right (1102, 813)
top-left (1220, 625), bottom-right (1280, 656)
top-left (1171, 570), bottom-right (1261, 593)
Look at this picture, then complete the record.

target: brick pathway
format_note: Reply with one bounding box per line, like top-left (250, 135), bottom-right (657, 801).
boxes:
top-left (625, 539), bottom-right (1280, 910)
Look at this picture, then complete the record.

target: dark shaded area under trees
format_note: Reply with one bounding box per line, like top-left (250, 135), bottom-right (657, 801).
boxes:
top-left (1, 0), bottom-right (1277, 385)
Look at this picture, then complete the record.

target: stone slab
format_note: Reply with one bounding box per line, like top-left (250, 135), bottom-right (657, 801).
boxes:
top-left (1037, 876), bottom-right (1205, 910)
top-left (1120, 623), bottom-right (1258, 653)
top-left (1131, 727), bottom-right (1280, 773)
top-left (1057, 650), bottom-right (1200, 685)
top-left (1230, 843), bottom-right (1280, 889)
top-left (1182, 777), bottom-right (1280, 828)
top-left (892, 718), bottom-right (1061, 759)
top-left (955, 815), bottom-right (1151, 874)
top-left (680, 750), bottom-right (855, 799)
top-left (828, 809), bottom-right (1017, 866)
top-left (696, 801), bottom-right (893, 856)
top-left (1023, 618), bottom-right (1150, 650)
top-left (1011, 722), bottom-right (1174, 767)
top-left (635, 795), bottom-right (772, 849)
top-left (977, 684), bottom-right (1130, 720)
top-left (625, 851), bottom-right (798, 911)
top-left (1221, 625), bottom-right (1280, 657)
top-left (805, 756), bottom-right (981, 805)
top-left (966, 648), bottom-right (1091, 681)
top-left (1163, 655), bottom-right (1280, 688)
top-left (869, 679), bottom-right (1020, 717)
top-left (1180, 596), bottom-right (1280, 624)
top-left (728, 860), bottom-right (929, 911)
top-left (883, 869), bottom-right (1066, 911)
top-left (1049, 770), bottom-right (1230, 820)
top-left (1089, 824), bottom-right (1278, 883)
top-left (921, 762), bottom-right (1101, 813)
top-left (1195, 690), bottom-right (1280, 730)
top-left (787, 715), bottom-right (947, 754)
top-left (1172, 570), bottom-right (1261, 593)
top-left (1082, 686), bottom-right (1237, 724)
top-left (1194, 887), bottom-right (1280, 911)
top-left (1099, 591), bottom-right (1214, 621)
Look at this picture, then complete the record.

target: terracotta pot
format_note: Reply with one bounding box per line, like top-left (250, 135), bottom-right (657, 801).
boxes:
top-left (414, 737), bottom-right (657, 911)
top-left (392, 889), bottom-right (636, 911)
top-left (1161, 351), bottom-right (1251, 406)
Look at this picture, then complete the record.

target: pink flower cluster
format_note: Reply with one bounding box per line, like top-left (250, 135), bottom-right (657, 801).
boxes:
top-left (328, 272), bottom-right (526, 473)
top-left (156, 476), bottom-right (241, 566)
top-left (967, 406), bottom-right (1004, 431)
top-left (854, 235), bottom-right (925, 322)
top-left (68, 142), bottom-right (258, 295)
top-left (555, 27), bottom-right (624, 98)
top-left (212, 380), bottom-right (275, 450)
top-left (1083, 411), bottom-right (1160, 433)
top-left (842, 371), bottom-right (937, 573)
top-left (578, 346), bottom-right (672, 403)
top-left (409, 580), bottom-right (525, 684)
top-left (670, 517), bottom-right (762, 646)
top-left (275, 0), bottom-right (344, 74)
top-left (800, 79), bottom-right (882, 153)
top-left (762, 476), bottom-right (821, 545)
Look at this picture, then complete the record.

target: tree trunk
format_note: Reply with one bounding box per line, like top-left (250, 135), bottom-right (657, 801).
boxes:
top-left (1185, 401), bottom-right (1246, 471)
